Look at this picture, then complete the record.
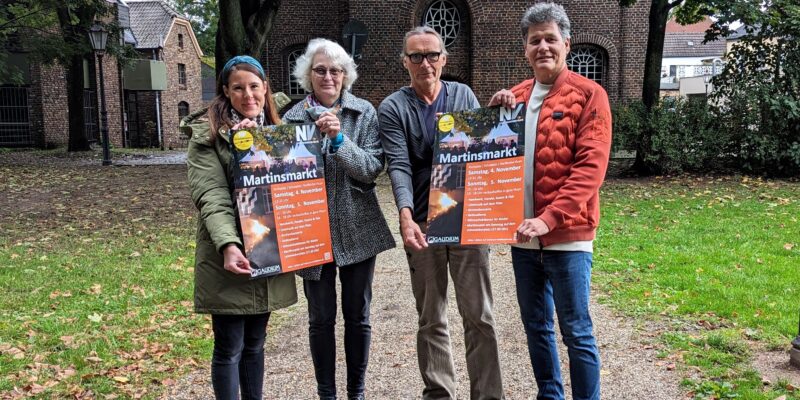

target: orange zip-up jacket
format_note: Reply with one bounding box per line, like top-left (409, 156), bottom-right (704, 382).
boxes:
top-left (510, 69), bottom-right (612, 247)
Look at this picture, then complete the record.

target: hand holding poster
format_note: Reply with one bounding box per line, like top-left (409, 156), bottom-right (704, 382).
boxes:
top-left (426, 104), bottom-right (526, 245)
top-left (230, 123), bottom-right (333, 278)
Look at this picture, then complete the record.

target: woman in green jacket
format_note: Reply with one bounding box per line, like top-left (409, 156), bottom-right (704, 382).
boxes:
top-left (182, 56), bottom-right (297, 400)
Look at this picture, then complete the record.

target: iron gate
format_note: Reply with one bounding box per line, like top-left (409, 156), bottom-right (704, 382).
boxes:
top-left (0, 86), bottom-right (33, 146)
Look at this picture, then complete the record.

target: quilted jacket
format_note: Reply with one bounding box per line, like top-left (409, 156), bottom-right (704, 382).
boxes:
top-left (511, 69), bottom-right (612, 247)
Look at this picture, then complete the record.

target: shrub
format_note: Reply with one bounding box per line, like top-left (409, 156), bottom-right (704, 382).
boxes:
top-left (612, 98), bottom-right (726, 175)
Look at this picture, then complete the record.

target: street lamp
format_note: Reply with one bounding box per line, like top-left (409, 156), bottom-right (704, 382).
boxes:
top-left (88, 23), bottom-right (111, 166)
top-left (703, 75), bottom-right (710, 98)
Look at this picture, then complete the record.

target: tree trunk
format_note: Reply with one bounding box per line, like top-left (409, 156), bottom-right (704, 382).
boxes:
top-left (631, 0), bottom-right (679, 175)
top-left (215, 0), bottom-right (281, 79)
top-left (65, 55), bottom-right (91, 151)
top-left (56, 4), bottom-right (95, 152)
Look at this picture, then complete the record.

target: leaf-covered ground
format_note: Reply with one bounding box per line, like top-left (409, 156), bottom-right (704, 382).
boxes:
top-left (0, 151), bottom-right (204, 399)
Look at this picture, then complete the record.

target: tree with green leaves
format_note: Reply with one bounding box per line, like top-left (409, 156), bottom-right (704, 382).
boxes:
top-left (708, 0), bottom-right (800, 174)
top-left (215, 0), bottom-right (281, 78)
top-left (170, 0), bottom-right (218, 55)
top-left (618, 0), bottom-right (738, 174)
top-left (618, 0), bottom-right (693, 174)
top-left (616, 0), bottom-right (799, 175)
top-left (0, 0), bottom-right (133, 151)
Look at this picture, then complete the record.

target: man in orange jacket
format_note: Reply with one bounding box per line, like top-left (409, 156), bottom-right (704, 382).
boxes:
top-left (488, 3), bottom-right (612, 400)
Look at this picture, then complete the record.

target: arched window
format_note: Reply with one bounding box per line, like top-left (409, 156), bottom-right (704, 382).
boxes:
top-left (567, 45), bottom-right (606, 87)
top-left (178, 101), bottom-right (189, 119)
top-left (286, 47), bottom-right (306, 97)
top-left (423, 0), bottom-right (461, 48)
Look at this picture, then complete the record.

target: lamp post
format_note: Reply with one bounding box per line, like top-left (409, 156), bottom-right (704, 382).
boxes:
top-left (88, 23), bottom-right (111, 166)
top-left (703, 75), bottom-right (710, 98)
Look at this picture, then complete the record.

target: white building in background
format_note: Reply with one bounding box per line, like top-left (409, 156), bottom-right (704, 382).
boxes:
top-left (660, 17), bottom-right (726, 98)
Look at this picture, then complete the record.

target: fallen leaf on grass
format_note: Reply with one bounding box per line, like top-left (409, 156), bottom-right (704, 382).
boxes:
top-left (84, 356), bottom-right (103, 363)
top-left (23, 383), bottom-right (45, 394)
top-left (113, 376), bottom-right (129, 383)
top-left (87, 284), bottom-right (102, 295)
top-left (784, 243), bottom-right (795, 251)
top-left (49, 290), bottom-right (72, 299)
top-left (5, 346), bottom-right (26, 359)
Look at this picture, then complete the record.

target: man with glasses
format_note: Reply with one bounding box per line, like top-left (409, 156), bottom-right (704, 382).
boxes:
top-left (378, 26), bottom-right (504, 400)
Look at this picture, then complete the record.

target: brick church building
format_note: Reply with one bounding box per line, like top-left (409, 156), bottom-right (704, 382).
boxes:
top-left (265, 0), bottom-right (650, 108)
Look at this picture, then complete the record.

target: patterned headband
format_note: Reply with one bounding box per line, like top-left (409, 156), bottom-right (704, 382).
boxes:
top-left (221, 55), bottom-right (266, 83)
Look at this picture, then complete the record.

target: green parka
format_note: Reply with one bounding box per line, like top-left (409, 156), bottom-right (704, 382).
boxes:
top-left (181, 109), bottom-right (297, 314)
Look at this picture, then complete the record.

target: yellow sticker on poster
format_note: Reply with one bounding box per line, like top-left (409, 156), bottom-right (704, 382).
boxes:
top-left (233, 130), bottom-right (254, 150)
top-left (438, 114), bottom-right (454, 132)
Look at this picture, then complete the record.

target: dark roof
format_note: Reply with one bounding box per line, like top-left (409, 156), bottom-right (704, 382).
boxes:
top-left (127, 0), bottom-right (186, 49)
top-left (663, 33), bottom-right (726, 58)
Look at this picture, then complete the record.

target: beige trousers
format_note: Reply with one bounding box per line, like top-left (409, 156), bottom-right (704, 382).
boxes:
top-left (405, 239), bottom-right (504, 400)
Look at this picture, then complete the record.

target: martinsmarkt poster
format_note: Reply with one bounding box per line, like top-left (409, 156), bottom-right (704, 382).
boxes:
top-left (230, 123), bottom-right (333, 278)
top-left (426, 104), bottom-right (526, 245)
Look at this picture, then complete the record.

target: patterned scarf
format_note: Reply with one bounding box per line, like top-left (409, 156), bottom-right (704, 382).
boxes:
top-left (303, 94), bottom-right (342, 121)
top-left (230, 108), bottom-right (266, 128)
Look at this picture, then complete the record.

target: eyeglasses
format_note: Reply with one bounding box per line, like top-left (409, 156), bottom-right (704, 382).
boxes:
top-left (312, 67), bottom-right (344, 78)
top-left (405, 52), bottom-right (442, 64)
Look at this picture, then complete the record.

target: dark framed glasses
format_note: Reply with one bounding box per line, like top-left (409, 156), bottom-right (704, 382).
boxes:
top-left (312, 67), bottom-right (344, 78)
top-left (406, 52), bottom-right (442, 64)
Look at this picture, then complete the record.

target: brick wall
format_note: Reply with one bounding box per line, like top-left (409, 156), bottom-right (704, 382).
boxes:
top-left (266, 0), bottom-right (648, 108)
top-left (93, 53), bottom-right (125, 148)
top-left (34, 64), bottom-right (70, 147)
top-left (160, 20), bottom-right (202, 149)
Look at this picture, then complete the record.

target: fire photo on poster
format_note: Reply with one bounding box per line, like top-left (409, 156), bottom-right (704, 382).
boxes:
top-left (230, 123), bottom-right (333, 278)
top-left (427, 104), bottom-right (526, 245)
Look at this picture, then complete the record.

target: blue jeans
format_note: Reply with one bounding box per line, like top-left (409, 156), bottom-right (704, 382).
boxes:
top-left (511, 247), bottom-right (600, 400)
top-left (303, 257), bottom-right (375, 399)
top-left (210, 313), bottom-right (270, 400)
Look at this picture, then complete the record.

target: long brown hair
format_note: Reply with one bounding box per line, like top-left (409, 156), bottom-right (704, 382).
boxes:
top-left (207, 63), bottom-right (280, 138)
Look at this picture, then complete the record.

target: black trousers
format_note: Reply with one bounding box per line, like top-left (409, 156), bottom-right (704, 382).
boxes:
top-left (303, 257), bottom-right (376, 399)
top-left (210, 313), bottom-right (271, 400)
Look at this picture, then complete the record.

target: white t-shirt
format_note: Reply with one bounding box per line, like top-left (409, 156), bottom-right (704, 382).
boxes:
top-left (512, 81), bottom-right (593, 253)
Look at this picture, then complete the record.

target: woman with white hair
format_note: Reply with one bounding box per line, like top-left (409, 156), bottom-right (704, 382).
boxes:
top-left (283, 38), bottom-right (395, 400)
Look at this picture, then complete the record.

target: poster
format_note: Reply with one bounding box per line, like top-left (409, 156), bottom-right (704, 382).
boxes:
top-left (426, 104), bottom-right (526, 245)
top-left (230, 123), bottom-right (333, 278)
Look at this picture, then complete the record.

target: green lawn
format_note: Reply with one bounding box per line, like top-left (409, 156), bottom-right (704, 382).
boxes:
top-left (0, 164), bottom-right (209, 398)
top-left (596, 176), bottom-right (800, 399)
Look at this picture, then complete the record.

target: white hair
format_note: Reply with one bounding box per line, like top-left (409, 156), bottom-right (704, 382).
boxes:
top-left (293, 38), bottom-right (358, 92)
